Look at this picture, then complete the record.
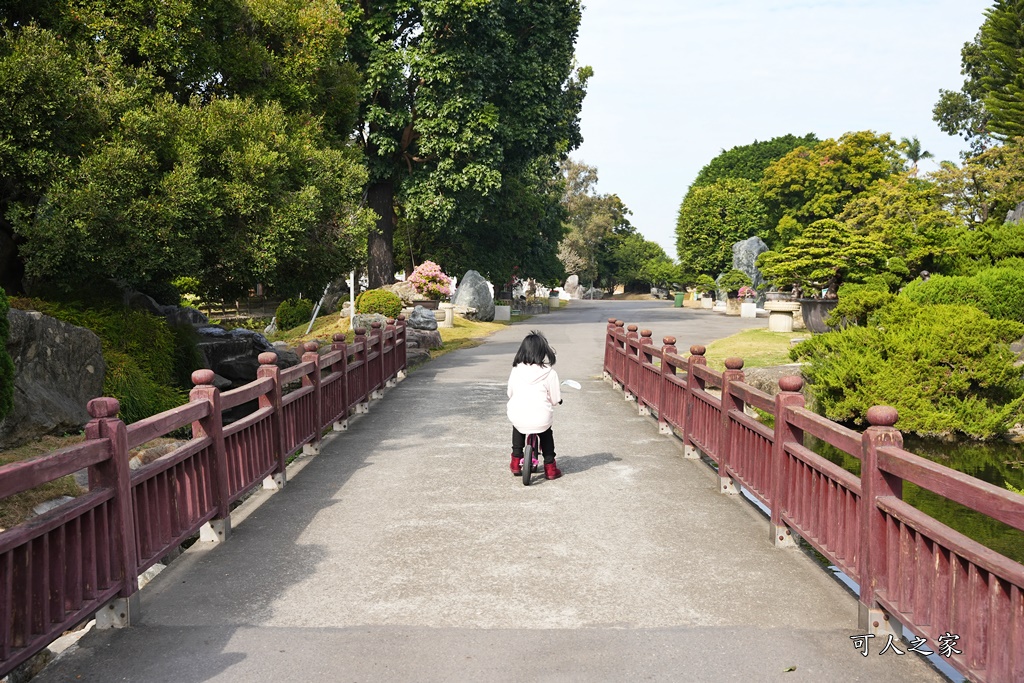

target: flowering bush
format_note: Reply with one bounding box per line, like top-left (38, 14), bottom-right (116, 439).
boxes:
top-left (737, 286), bottom-right (758, 300)
top-left (408, 260), bottom-right (452, 300)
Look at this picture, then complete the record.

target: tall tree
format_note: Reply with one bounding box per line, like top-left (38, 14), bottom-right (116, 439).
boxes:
top-left (934, 32), bottom-right (994, 156)
top-left (352, 0), bottom-right (588, 287)
top-left (980, 0), bottom-right (1024, 140)
top-left (690, 133), bottom-right (818, 189)
top-left (675, 178), bottom-right (769, 275)
top-left (899, 136), bottom-right (934, 176)
top-left (558, 159), bottom-right (632, 285)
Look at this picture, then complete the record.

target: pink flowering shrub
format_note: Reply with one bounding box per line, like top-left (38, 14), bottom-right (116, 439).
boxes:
top-left (408, 260), bottom-right (452, 300)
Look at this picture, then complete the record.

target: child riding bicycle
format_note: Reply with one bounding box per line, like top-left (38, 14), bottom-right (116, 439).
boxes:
top-left (506, 330), bottom-right (562, 480)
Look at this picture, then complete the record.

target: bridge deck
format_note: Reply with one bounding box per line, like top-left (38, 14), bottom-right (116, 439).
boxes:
top-left (34, 301), bottom-right (943, 682)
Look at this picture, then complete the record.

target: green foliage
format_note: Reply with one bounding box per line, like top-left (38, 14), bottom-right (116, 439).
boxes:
top-left (717, 269), bottom-right (752, 297)
top-left (275, 298), bottom-right (314, 331)
top-left (792, 300), bottom-right (1024, 438)
top-left (676, 178), bottom-right (769, 273)
top-left (355, 289), bottom-right (402, 319)
top-left (975, 266), bottom-right (1024, 322)
top-left (827, 280), bottom-right (895, 327)
top-left (103, 351), bottom-right (188, 426)
top-left (980, 2), bottom-right (1024, 140)
top-left (169, 322), bottom-right (204, 389)
top-left (902, 267), bottom-right (1024, 324)
top-left (558, 159), bottom-right (631, 284)
top-left (760, 131), bottom-right (904, 238)
top-left (695, 274), bottom-right (717, 294)
top-left (0, 289), bottom-right (14, 420)
top-left (691, 134), bottom-right (819, 188)
top-left (757, 219), bottom-right (885, 296)
top-left (933, 32), bottom-right (993, 155)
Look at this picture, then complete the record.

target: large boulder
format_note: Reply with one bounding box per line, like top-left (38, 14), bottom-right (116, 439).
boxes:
top-left (1006, 200), bottom-right (1024, 224)
top-left (1, 310), bottom-right (106, 449)
top-left (194, 326), bottom-right (295, 389)
top-left (564, 274), bottom-right (582, 299)
top-left (318, 277), bottom-right (350, 315)
top-left (452, 270), bottom-right (495, 321)
top-left (408, 305), bottom-right (438, 331)
top-left (383, 280), bottom-right (418, 305)
top-left (406, 327), bottom-right (442, 350)
top-left (731, 236), bottom-right (769, 291)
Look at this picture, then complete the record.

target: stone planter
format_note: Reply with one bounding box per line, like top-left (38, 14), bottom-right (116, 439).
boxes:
top-left (494, 304), bottom-right (511, 321)
top-left (725, 297), bottom-right (741, 316)
top-left (798, 298), bottom-right (839, 334)
top-left (438, 302), bottom-right (455, 328)
top-left (412, 299), bottom-right (440, 310)
top-left (700, 296), bottom-right (714, 309)
top-left (740, 300), bottom-right (757, 318)
top-left (764, 300), bottom-right (801, 332)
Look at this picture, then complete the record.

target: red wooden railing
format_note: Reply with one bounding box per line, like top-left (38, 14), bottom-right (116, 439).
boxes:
top-left (0, 319), bottom-right (406, 677)
top-left (603, 318), bottom-right (1024, 683)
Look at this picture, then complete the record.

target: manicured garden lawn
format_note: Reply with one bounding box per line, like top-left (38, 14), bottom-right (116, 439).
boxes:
top-left (702, 328), bottom-right (808, 370)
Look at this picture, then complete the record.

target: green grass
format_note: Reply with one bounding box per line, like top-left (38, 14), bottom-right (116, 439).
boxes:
top-left (0, 435), bottom-right (86, 530)
top-left (703, 328), bottom-right (808, 370)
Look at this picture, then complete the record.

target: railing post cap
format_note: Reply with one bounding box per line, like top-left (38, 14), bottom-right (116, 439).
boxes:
top-left (371, 321), bottom-right (382, 329)
top-left (608, 317), bottom-right (617, 324)
top-left (332, 333), bottom-right (346, 342)
top-left (192, 369), bottom-right (216, 386)
top-left (640, 329), bottom-right (652, 338)
top-left (689, 345), bottom-right (706, 356)
top-left (258, 351), bottom-right (279, 365)
top-left (663, 336), bottom-right (676, 346)
top-left (87, 397), bottom-right (120, 419)
top-left (354, 327), bottom-right (367, 336)
top-left (867, 405), bottom-right (899, 427)
top-left (778, 375), bottom-right (804, 392)
top-left (303, 341), bottom-right (319, 352)
top-left (397, 314), bottom-right (406, 321)
top-left (725, 357), bottom-right (744, 370)
top-left (627, 324), bottom-right (638, 332)
top-left (614, 320), bottom-right (624, 328)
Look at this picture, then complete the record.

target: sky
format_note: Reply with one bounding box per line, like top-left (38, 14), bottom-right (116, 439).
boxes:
top-left (572, 0), bottom-right (994, 257)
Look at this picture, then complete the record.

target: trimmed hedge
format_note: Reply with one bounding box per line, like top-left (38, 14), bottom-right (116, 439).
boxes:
top-left (275, 298), bottom-right (314, 331)
top-left (355, 289), bottom-right (402, 319)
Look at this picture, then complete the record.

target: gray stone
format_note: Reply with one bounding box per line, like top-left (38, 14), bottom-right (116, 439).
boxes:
top-left (383, 280), bottom-right (418, 305)
top-left (352, 313), bottom-right (387, 332)
top-left (406, 328), bottom-right (442, 351)
top-left (32, 496), bottom-right (77, 517)
top-left (731, 236), bottom-right (770, 292)
top-left (564, 274), bottom-right (582, 299)
top-left (405, 347), bottom-right (431, 366)
top-left (263, 318), bottom-right (278, 336)
top-left (318, 277), bottom-right (350, 315)
top-left (194, 326), bottom-right (294, 391)
top-left (0, 310), bottom-right (106, 449)
top-left (1006, 200), bottom-right (1024, 224)
top-left (452, 270), bottom-right (495, 321)
top-left (408, 305), bottom-right (438, 331)
top-left (742, 364), bottom-right (806, 398)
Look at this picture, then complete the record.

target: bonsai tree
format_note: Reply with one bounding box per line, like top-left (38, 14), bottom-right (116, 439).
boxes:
top-left (717, 269), bottom-right (753, 298)
top-left (407, 261), bottom-right (452, 300)
top-left (757, 219), bottom-right (884, 297)
top-left (695, 274), bottom-right (717, 297)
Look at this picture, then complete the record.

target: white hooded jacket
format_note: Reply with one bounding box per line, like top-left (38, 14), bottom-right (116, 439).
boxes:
top-left (506, 363), bottom-right (561, 434)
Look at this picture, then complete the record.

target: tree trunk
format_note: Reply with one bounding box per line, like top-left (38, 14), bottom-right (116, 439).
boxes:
top-left (366, 179), bottom-right (396, 289)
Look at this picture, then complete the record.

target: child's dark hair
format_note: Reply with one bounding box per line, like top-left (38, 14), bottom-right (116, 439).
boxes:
top-left (513, 330), bottom-right (556, 367)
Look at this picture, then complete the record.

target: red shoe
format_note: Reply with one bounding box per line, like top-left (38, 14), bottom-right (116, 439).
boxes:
top-left (510, 455), bottom-right (522, 476)
top-left (544, 462), bottom-right (562, 480)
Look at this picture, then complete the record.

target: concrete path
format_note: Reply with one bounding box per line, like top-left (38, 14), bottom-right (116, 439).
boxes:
top-left (35, 301), bottom-right (943, 682)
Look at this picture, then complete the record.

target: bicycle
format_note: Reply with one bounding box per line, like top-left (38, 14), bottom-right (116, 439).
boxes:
top-left (521, 432), bottom-right (541, 486)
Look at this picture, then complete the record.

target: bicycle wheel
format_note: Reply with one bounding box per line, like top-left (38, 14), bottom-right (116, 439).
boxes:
top-left (522, 439), bottom-right (533, 486)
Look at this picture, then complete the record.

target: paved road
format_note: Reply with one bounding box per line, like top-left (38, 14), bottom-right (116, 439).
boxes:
top-left (35, 301), bottom-right (943, 682)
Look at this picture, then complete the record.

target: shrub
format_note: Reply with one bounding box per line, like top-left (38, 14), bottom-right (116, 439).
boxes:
top-left (717, 269), bottom-right (752, 297)
top-left (103, 351), bottom-right (187, 425)
top-left (695, 274), bottom-right (717, 294)
top-left (0, 290), bottom-right (13, 420)
top-left (827, 281), bottom-right (894, 327)
top-left (902, 275), bottom-right (995, 315)
top-left (792, 299), bottom-right (1024, 439)
top-left (407, 260), bottom-right (452, 300)
top-left (975, 266), bottom-right (1024, 323)
top-left (355, 289), bottom-right (402, 318)
top-left (275, 298), bottom-right (314, 330)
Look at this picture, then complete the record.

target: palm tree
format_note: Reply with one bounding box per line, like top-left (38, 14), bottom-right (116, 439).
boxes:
top-left (899, 136), bottom-right (934, 176)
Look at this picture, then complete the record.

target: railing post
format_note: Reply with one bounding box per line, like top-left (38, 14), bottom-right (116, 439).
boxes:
top-left (624, 324), bottom-right (639, 402)
top-left (683, 345), bottom-right (706, 459)
top-left (396, 314), bottom-right (408, 381)
top-left (858, 405), bottom-right (904, 638)
top-left (190, 371), bottom-right (230, 543)
top-left (257, 352), bottom-right (286, 490)
top-left (610, 321), bottom-right (626, 391)
top-left (384, 318), bottom-right (398, 387)
top-left (302, 341), bottom-right (322, 455)
top-left (331, 333), bottom-right (350, 431)
top-left (637, 329), bottom-right (654, 416)
top-left (370, 321), bottom-right (385, 399)
top-left (603, 318), bottom-right (617, 381)
top-left (658, 336), bottom-right (677, 435)
top-left (770, 376), bottom-right (805, 548)
top-left (718, 357), bottom-right (744, 495)
top-left (84, 398), bottom-right (140, 629)
top-left (354, 327), bottom-right (370, 414)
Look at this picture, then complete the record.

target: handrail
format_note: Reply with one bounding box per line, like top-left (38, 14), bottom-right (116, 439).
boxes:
top-left (0, 317), bottom-right (408, 678)
top-left (602, 322), bottom-right (1024, 683)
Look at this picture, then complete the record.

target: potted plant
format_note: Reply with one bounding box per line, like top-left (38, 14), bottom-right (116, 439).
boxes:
top-left (737, 285), bottom-right (758, 318)
top-left (718, 270), bottom-right (752, 315)
top-left (695, 274), bottom-right (717, 309)
top-left (407, 260), bottom-right (451, 309)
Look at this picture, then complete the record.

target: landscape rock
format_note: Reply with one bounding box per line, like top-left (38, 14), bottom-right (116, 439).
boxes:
top-left (564, 274), bottom-right (582, 299)
top-left (352, 313), bottom-right (387, 331)
top-left (452, 270), bottom-right (495, 321)
top-left (731, 236), bottom-right (769, 292)
top-left (32, 496), bottom-right (77, 517)
top-left (318, 277), bottom-right (350, 314)
top-left (408, 305), bottom-right (438, 331)
top-left (742, 364), bottom-right (805, 398)
top-left (383, 280), bottom-right (418, 305)
top-left (406, 347), bottom-right (431, 366)
top-left (406, 328), bottom-right (442, 351)
top-left (1006, 200), bottom-right (1024, 224)
top-left (1, 310), bottom-right (106, 449)
top-left (195, 326), bottom-right (296, 390)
